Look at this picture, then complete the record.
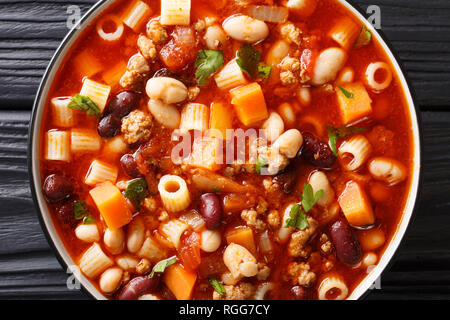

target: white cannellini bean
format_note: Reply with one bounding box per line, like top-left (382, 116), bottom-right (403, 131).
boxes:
top-left (308, 171), bottom-right (335, 207)
top-left (311, 48), bottom-right (347, 85)
top-left (147, 99), bottom-right (180, 129)
top-left (146, 77), bottom-right (188, 104)
top-left (362, 252), bottom-right (378, 268)
top-left (278, 102), bottom-right (296, 127)
top-left (338, 135), bottom-right (372, 171)
top-left (337, 66), bottom-right (355, 84)
top-left (204, 25), bottom-right (227, 49)
top-left (368, 157), bottom-right (407, 185)
top-left (261, 112), bottom-right (285, 142)
top-left (115, 254), bottom-right (139, 271)
top-left (75, 224), bottom-right (100, 243)
top-left (277, 204), bottom-right (296, 243)
top-left (104, 228), bottom-right (125, 255)
top-left (297, 86), bottom-right (311, 106)
top-left (99, 267), bottom-right (123, 293)
top-left (127, 217), bottom-right (146, 253)
top-left (200, 229), bottom-right (222, 253)
top-left (138, 294), bottom-right (160, 300)
top-left (272, 129), bottom-right (303, 159)
top-left (265, 40), bottom-right (290, 66)
top-left (223, 15), bottom-right (269, 43)
top-left (365, 62), bottom-right (393, 91)
top-left (223, 243), bottom-right (258, 279)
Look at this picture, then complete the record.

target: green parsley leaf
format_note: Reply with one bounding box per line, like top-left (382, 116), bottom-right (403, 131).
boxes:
top-left (258, 64), bottom-right (272, 79)
top-left (301, 184), bottom-right (324, 213)
top-left (195, 49), bottom-right (224, 86)
top-left (208, 277), bottom-right (226, 296)
top-left (68, 94), bottom-right (100, 116)
top-left (354, 25), bottom-right (372, 47)
top-left (236, 44), bottom-right (271, 80)
top-left (285, 204), bottom-right (309, 230)
top-left (255, 155), bottom-right (268, 174)
top-left (124, 178), bottom-right (148, 209)
top-left (149, 256), bottom-right (178, 278)
top-left (83, 215), bottom-right (96, 225)
top-left (73, 200), bottom-right (95, 224)
top-left (213, 186), bottom-right (221, 193)
top-left (337, 85), bottom-right (354, 99)
top-left (327, 125), bottom-right (366, 156)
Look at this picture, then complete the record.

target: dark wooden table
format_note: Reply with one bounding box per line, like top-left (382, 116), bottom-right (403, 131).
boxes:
top-left (0, 0), bottom-right (449, 300)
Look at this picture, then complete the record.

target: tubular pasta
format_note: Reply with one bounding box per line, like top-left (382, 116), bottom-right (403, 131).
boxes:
top-left (158, 175), bottom-right (191, 212)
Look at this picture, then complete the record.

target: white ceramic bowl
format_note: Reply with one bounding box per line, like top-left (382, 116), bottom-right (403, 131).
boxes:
top-left (28, 0), bottom-right (422, 300)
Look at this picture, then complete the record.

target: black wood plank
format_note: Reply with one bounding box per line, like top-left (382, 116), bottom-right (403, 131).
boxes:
top-left (0, 110), bottom-right (449, 299)
top-left (0, 1), bottom-right (449, 109)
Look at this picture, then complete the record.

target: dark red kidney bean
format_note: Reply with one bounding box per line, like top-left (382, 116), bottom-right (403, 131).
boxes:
top-left (97, 114), bottom-right (121, 138)
top-left (105, 91), bottom-right (140, 119)
top-left (120, 154), bottom-right (142, 178)
top-left (291, 286), bottom-right (306, 300)
top-left (153, 68), bottom-right (179, 79)
top-left (43, 174), bottom-right (73, 203)
top-left (57, 201), bottom-right (77, 228)
top-left (199, 193), bottom-right (222, 229)
top-left (329, 218), bottom-right (362, 266)
top-left (117, 275), bottom-right (159, 300)
top-left (274, 168), bottom-right (297, 194)
top-left (301, 132), bottom-right (336, 168)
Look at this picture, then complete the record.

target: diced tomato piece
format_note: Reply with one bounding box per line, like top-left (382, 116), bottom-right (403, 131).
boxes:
top-left (159, 26), bottom-right (198, 72)
top-left (301, 48), bottom-right (318, 76)
top-left (178, 230), bottom-right (202, 271)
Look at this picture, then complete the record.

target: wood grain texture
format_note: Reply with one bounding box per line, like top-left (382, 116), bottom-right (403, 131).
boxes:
top-left (0, 0), bottom-right (449, 109)
top-left (0, 111), bottom-right (449, 299)
top-left (0, 0), bottom-right (449, 300)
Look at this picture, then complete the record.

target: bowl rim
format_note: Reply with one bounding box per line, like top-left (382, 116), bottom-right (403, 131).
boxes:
top-left (28, 0), bottom-right (422, 301)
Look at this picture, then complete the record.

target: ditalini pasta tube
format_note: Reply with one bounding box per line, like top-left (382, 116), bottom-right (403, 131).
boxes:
top-left (79, 79), bottom-right (111, 112)
top-left (85, 160), bottom-right (118, 186)
top-left (45, 130), bottom-right (70, 162)
top-left (79, 243), bottom-right (114, 279)
top-left (160, 0), bottom-right (191, 26)
top-left (51, 97), bottom-right (75, 127)
top-left (122, 0), bottom-right (152, 31)
top-left (71, 129), bottom-right (102, 153)
top-left (158, 175), bottom-right (191, 212)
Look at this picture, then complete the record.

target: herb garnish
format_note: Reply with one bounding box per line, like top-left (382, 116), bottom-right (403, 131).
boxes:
top-left (236, 44), bottom-right (272, 80)
top-left (337, 85), bottom-right (354, 99)
top-left (285, 184), bottom-right (323, 230)
top-left (73, 200), bottom-right (95, 225)
top-left (327, 125), bottom-right (366, 156)
top-left (354, 25), bottom-right (372, 47)
top-left (124, 178), bottom-right (148, 209)
top-left (213, 186), bottom-right (221, 193)
top-left (68, 94), bottom-right (100, 116)
top-left (208, 277), bottom-right (226, 296)
top-left (194, 49), bottom-right (225, 86)
top-left (149, 256), bottom-right (178, 278)
top-left (255, 155), bottom-right (268, 174)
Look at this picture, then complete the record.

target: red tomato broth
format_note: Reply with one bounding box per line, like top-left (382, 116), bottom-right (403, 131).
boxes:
top-left (39, 0), bottom-right (414, 300)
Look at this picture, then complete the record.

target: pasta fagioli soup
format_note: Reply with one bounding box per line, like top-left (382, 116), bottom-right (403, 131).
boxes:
top-left (39, 0), bottom-right (414, 300)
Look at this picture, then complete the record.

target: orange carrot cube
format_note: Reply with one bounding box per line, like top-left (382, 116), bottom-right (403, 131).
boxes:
top-left (230, 83), bottom-right (268, 126)
top-left (89, 181), bottom-right (133, 230)
top-left (209, 102), bottom-right (233, 139)
top-left (338, 180), bottom-right (375, 227)
top-left (336, 82), bottom-right (372, 125)
top-left (163, 263), bottom-right (197, 300)
top-left (225, 227), bottom-right (256, 255)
